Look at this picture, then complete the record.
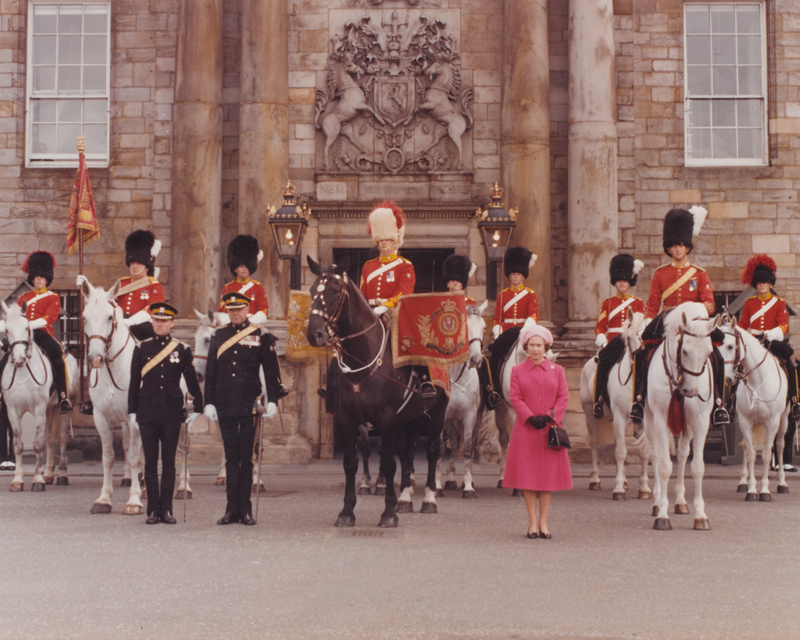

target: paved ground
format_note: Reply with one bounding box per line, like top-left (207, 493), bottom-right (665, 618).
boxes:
top-left (0, 457), bottom-right (798, 640)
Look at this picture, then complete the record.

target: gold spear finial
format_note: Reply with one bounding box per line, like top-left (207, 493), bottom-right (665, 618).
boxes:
top-left (77, 135), bottom-right (86, 153)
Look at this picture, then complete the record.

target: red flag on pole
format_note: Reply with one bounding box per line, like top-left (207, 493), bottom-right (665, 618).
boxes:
top-left (66, 145), bottom-right (100, 254)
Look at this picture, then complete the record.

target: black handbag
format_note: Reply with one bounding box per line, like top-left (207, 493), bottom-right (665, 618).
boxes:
top-left (547, 422), bottom-right (571, 450)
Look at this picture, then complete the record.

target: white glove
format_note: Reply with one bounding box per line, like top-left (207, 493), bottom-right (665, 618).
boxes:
top-left (186, 412), bottom-right (201, 428)
top-left (76, 274), bottom-right (87, 287)
top-left (492, 325), bottom-right (501, 338)
top-left (29, 317), bottom-right (47, 330)
top-left (249, 311), bottom-right (267, 325)
top-left (128, 413), bottom-right (137, 428)
top-left (765, 326), bottom-right (785, 342)
top-left (204, 404), bottom-right (218, 422)
top-left (265, 402), bottom-right (277, 419)
top-left (374, 305), bottom-right (389, 317)
top-left (595, 333), bottom-right (607, 349)
top-left (123, 309), bottom-right (151, 326)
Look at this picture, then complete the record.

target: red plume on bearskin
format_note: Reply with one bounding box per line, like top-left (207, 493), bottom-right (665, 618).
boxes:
top-left (21, 250), bottom-right (56, 274)
top-left (741, 254), bottom-right (776, 285)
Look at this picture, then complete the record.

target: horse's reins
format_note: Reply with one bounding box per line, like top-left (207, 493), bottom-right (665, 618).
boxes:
top-left (661, 322), bottom-right (713, 400)
top-left (723, 326), bottom-right (782, 404)
top-left (86, 302), bottom-right (133, 391)
top-left (4, 324), bottom-right (49, 389)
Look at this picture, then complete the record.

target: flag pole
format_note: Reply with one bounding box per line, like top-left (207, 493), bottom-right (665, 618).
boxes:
top-left (76, 136), bottom-right (86, 406)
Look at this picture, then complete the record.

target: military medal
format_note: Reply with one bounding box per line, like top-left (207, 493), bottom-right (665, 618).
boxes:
top-left (689, 279), bottom-right (697, 292)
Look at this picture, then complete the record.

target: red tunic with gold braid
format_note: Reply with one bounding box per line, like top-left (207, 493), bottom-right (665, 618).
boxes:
top-left (596, 294), bottom-right (645, 338)
top-left (738, 293), bottom-right (789, 336)
top-left (218, 278), bottom-right (269, 316)
top-left (646, 261), bottom-right (715, 319)
top-left (115, 276), bottom-right (164, 318)
top-left (493, 285), bottom-right (539, 333)
top-left (359, 254), bottom-right (416, 308)
top-left (18, 288), bottom-right (60, 338)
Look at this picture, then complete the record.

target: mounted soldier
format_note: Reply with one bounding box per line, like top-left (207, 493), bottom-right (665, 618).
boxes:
top-left (116, 229), bottom-right (164, 341)
top-left (219, 234), bottom-right (269, 325)
top-left (592, 254), bottom-right (645, 419)
top-left (492, 247), bottom-right (539, 339)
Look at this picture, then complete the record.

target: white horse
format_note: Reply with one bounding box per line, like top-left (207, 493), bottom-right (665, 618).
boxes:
top-left (646, 302), bottom-right (720, 531)
top-left (80, 278), bottom-right (144, 515)
top-left (719, 317), bottom-right (790, 500)
top-left (579, 310), bottom-right (652, 500)
top-left (436, 300), bottom-right (488, 499)
top-left (1, 303), bottom-right (78, 491)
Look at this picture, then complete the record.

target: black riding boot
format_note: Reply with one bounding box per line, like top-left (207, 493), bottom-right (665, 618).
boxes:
top-left (787, 359), bottom-right (800, 420)
top-left (34, 331), bottom-right (71, 414)
top-left (711, 347), bottom-right (729, 427)
top-left (629, 347), bottom-right (648, 425)
top-left (479, 357), bottom-right (501, 411)
top-left (593, 337), bottom-right (626, 419)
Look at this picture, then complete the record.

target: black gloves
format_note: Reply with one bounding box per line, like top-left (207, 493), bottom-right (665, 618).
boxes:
top-left (526, 414), bottom-right (551, 430)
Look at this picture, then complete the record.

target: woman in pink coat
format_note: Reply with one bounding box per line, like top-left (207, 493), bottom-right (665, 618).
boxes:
top-left (503, 324), bottom-right (572, 539)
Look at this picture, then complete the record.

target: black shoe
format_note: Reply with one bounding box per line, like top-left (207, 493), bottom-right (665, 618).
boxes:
top-left (713, 407), bottom-right (730, 426)
top-left (79, 400), bottom-right (94, 415)
top-left (240, 513), bottom-right (256, 526)
top-left (161, 511), bottom-right (176, 525)
top-left (146, 512), bottom-right (160, 525)
top-left (593, 402), bottom-right (605, 419)
top-left (630, 402), bottom-right (644, 424)
top-left (59, 398), bottom-right (73, 414)
top-left (792, 403), bottom-right (800, 420)
top-left (216, 512), bottom-right (239, 525)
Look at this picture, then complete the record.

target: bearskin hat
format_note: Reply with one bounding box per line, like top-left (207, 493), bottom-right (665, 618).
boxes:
top-left (443, 254), bottom-right (476, 290)
top-left (227, 234), bottom-right (263, 276)
top-left (367, 200), bottom-right (405, 248)
top-left (503, 247), bottom-right (537, 279)
top-left (125, 229), bottom-right (161, 276)
top-left (662, 206), bottom-right (707, 256)
top-left (609, 254), bottom-right (644, 287)
top-left (21, 251), bottom-right (56, 287)
top-left (742, 254), bottom-right (777, 287)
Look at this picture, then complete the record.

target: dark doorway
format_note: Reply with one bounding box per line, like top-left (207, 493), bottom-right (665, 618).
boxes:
top-left (332, 247), bottom-right (455, 293)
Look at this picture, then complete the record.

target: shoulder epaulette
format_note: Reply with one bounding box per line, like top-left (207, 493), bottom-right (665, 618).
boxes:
top-left (690, 264), bottom-right (706, 272)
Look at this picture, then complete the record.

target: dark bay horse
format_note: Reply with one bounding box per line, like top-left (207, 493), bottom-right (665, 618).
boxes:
top-left (306, 257), bottom-right (448, 528)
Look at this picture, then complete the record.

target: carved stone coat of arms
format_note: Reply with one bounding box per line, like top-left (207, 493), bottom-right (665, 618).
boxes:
top-left (315, 10), bottom-right (473, 174)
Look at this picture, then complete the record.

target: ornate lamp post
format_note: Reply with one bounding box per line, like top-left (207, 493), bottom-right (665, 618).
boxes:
top-left (267, 181), bottom-right (311, 290)
top-left (476, 182), bottom-right (517, 300)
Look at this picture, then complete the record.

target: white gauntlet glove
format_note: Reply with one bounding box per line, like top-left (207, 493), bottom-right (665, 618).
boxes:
top-left (374, 305), bottom-right (389, 317)
top-left (76, 274), bottom-right (87, 287)
top-left (123, 309), bottom-right (151, 326)
top-left (492, 325), bottom-right (501, 339)
top-left (204, 404), bottom-right (218, 422)
top-left (595, 333), bottom-right (607, 349)
top-left (265, 402), bottom-right (277, 419)
top-left (250, 311), bottom-right (267, 325)
top-left (29, 318), bottom-right (47, 331)
top-left (128, 413), bottom-right (137, 429)
top-left (765, 326), bottom-right (785, 342)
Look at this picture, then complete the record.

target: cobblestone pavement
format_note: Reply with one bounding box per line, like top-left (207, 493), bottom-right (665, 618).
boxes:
top-left (0, 459), bottom-right (798, 640)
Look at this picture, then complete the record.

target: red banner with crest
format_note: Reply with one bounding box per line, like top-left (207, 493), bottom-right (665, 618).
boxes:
top-left (391, 293), bottom-right (469, 368)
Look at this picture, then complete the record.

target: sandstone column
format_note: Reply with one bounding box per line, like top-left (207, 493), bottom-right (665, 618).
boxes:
top-left (500, 0), bottom-right (551, 320)
top-left (565, 0), bottom-right (618, 338)
top-left (170, 0), bottom-right (223, 314)
top-left (240, 0), bottom-right (290, 319)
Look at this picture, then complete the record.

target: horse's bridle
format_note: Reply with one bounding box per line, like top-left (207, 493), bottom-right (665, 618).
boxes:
top-left (4, 323), bottom-right (48, 388)
top-left (721, 325), bottom-right (781, 403)
top-left (85, 301), bottom-right (132, 391)
top-left (662, 323), bottom-right (713, 396)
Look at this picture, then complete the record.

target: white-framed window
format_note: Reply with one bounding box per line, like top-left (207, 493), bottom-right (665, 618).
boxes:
top-left (684, 2), bottom-right (768, 166)
top-left (26, 1), bottom-right (110, 168)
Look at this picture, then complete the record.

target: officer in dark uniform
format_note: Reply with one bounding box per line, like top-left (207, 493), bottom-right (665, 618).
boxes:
top-left (128, 302), bottom-right (203, 525)
top-left (204, 292), bottom-right (284, 526)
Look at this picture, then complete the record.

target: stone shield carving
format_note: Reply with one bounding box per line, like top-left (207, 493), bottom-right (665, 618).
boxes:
top-left (315, 10), bottom-right (473, 174)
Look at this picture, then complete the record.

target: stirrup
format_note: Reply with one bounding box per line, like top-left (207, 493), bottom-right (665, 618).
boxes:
top-left (791, 402), bottom-right (800, 420)
top-left (629, 402), bottom-right (644, 425)
top-left (592, 402), bottom-right (605, 419)
top-left (712, 406), bottom-right (730, 426)
top-left (79, 400), bottom-right (94, 415)
top-left (420, 381), bottom-right (436, 399)
top-left (59, 398), bottom-right (73, 414)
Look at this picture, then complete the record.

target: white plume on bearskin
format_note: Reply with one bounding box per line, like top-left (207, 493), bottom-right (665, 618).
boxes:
top-left (633, 259), bottom-right (644, 276)
top-left (689, 205), bottom-right (708, 236)
top-left (151, 239), bottom-right (162, 258)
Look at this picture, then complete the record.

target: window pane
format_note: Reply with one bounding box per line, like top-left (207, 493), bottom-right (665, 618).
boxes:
top-left (58, 6), bottom-right (83, 34)
top-left (58, 35), bottom-right (82, 64)
top-left (687, 66), bottom-right (711, 96)
top-left (713, 128), bottom-right (737, 158)
top-left (712, 66), bottom-right (737, 95)
top-left (738, 128), bottom-right (762, 158)
top-left (737, 5), bottom-right (760, 34)
top-left (687, 36), bottom-right (710, 65)
top-left (32, 99), bottom-right (57, 122)
top-left (83, 35), bottom-right (106, 64)
top-left (57, 66), bottom-right (82, 92)
top-left (737, 99), bottom-right (762, 127)
top-left (32, 6), bottom-right (57, 34)
top-left (712, 35), bottom-right (735, 65)
top-left (83, 123), bottom-right (107, 151)
top-left (686, 5), bottom-right (710, 34)
top-left (32, 36), bottom-right (56, 65)
top-left (738, 66), bottom-right (761, 94)
top-left (32, 66), bottom-right (56, 92)
top-left (687, 99), bottom-right (711, 127)
top-left (84, 5), bottom-right (108, 33)
top-left (712, 100), bottom-right (735, 126)
top-left (83, 66), bottom-right (105, 93)
top-left (687, 128), bottom-right (712, 159)
top-left (58, 99), bottom-right (82, 122)
top-left (84, 99), bottom-right (106, 123)
top-left (32, 123), bottom-right (57, 155)
top-left (738, 35), bottom-right (761, 64)
top-left (57, 123), bottom-right (82, 153)
top-left (711, 5), bottom-right (736, 33)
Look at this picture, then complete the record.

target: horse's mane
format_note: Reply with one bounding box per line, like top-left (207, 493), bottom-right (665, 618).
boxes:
top-left (663, 302), bottom-right (709, 334)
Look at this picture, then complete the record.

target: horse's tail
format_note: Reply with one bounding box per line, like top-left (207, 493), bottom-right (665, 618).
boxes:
top-left (314, 89), bottom-right (328, 128)
top-left (460, 88), bottom-right (474, 127)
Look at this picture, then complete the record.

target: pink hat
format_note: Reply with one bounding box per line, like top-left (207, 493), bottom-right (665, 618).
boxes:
top-left (519, 325), bottom-right (553, 348)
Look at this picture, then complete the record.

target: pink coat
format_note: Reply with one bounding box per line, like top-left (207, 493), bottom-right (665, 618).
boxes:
top-left (502, 357), bottom-right (573, 492)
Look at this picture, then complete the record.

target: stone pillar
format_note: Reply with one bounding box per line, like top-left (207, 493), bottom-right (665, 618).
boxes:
top-left (500, 0), bottom-right (551, 320)
top-left (565, 0), bottom-right (618, 339)
top-left (170, 0), bottom-right (223, 314)
top-left (239, 0), bottom-right (290, 319)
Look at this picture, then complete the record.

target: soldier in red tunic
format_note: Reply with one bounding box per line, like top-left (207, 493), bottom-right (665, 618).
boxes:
top-left (739, 254), bottom-right (799, 471)
top-left (443, 254), bottom-right (477, 304)
top-left (218, 234), bottom-right (269, 324)
top-left (592, 254), bottom-right (645, 418)
top-left (492, 247), bottom-right (539, 339)
top-left (630, 207), bottom-right (729, 426)
top-left (115, 230), bottom-right (165, 341)
top-left (0, 252), bottom-right (71, 413)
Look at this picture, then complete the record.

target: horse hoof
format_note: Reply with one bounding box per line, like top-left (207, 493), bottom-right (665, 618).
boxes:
top-left (777, 485), bottom-right (790, 494)
top-left (745, 492), bottom-right (758, 502)
top-left (759, 493), bottom-right (772, 502)
top-left (123, 504), bottom-right (144, 516)
top-left (435, 488), bottom-right (445, 498)
top-left (56, 477), bottom-right (69, 486)
top-left (358, 486), bottom-right (371, 496)
top-left (653, 518), bottom-right (672, 531)
top-left (637, 491), bottom-right (652, 500)
top-left (420, 502), bottom-right (438, 514)
top-left (674, 503), bottom-right (689, 515)
top-left (31, 482), bottom-right (45, 492)
top-left (693, 518), bottom-right (711, 530)
top-left (497, 480), bottom-right (504, 489)
top-left (612, 492), bottom-right (625, 501)
top-left (588, 482), bottom-right (601, 491)
top-left (651, 506), bottom-right (659, 517)
top-left (378, 514), bottom-right (399, 528)
top-left (215, 477), bottom-right (226, 486)
top-left (252, 484), bottom-right (266, 494)
top-left (444, 480), bottom-right (458, 491)
top-left (44, 476), bottom-right (54, 485)
top-left (736, 484), bottom-right (748, 493)
top-left (120, 478), bottom-right (131, 488)
top-left (375, 486), bottom-right (386, 496)
top-left (396, 501), bottom-right (413, 513)
top-left (335, 514), bottom-right (355, 527)
top-left (90, 503), bottom-right (112, 514)
top-left (174, 490), bottom-right (192, 500)
top-left (462, 490), bottom-right (476, 499)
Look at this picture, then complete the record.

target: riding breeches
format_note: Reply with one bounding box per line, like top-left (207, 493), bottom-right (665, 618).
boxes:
top-left (32, 330), bottom-right (69, 399)
top-left (140, 419), bottom-right (181, 516)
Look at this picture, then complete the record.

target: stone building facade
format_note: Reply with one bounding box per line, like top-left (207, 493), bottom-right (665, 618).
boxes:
top-left (1, 0), bottom-right (798, 460)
